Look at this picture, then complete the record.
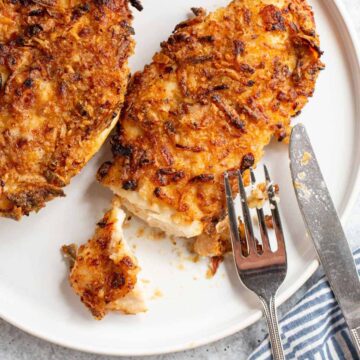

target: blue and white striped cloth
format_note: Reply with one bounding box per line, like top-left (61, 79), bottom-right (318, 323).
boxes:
top-left (249, 248), bottom-right (360, 360)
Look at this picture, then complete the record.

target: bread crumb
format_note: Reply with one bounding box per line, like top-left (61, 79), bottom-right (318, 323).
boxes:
top-left (175, 248), bottom-right (184, 258)
top-left (298, 171), bottom-right (306, 180)
top-left (149, 229), bottom-right (166, 240)
top-left (170, 235), bottom-right (177, 245)
top-left (294, 181), bottom-right (312, 200)
top-left (301, 151), bottom-right (312, 166)
top-left (136, 227), bottom-right (145, 237)
top-left (206, 268), bottom-right (213, 279)
top-left (247, 183), bottom-right (267, 209)
top-left (123, 215), bottom-right (132, 228)
top-left (294, 181), bottom-right (302, 190)
top-left (123, 222), bottom-right (131, 229)
top-left (151, 289), bottom-right (163, 300)
top-left (187, 254), bottom-right (200, 263)
top-left (215, 217), bottom-right (229, 234)
top-left (206, 256), bottom-right (223, 278)
top-left (265, 214), bottom-right (273, 229)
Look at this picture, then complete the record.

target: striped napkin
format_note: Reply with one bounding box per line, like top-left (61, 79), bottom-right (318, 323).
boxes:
top-left (249, 248), bottom-right (360, 360)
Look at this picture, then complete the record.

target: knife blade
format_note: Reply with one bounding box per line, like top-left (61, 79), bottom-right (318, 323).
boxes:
top-left (290, 123), bottom-right (360, 355)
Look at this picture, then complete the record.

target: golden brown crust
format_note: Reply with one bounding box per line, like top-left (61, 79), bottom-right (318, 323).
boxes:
top-left (64, 203), bottom-right (141, 319)
top-left (0, 0), bottom-right (136, 219)
top-left (99, 0), bottom-right (324, 255)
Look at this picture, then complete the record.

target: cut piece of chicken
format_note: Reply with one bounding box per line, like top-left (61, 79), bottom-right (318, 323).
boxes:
top-left (62, 198), bottom-right (146, 319)
top-left (98, 0), bottom-right (324, 256)
top-left (0, 0), bottom-right (140, 219)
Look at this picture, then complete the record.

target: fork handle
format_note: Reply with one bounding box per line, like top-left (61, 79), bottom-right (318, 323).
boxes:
top-left (259, 295), bottom-right (285, 360)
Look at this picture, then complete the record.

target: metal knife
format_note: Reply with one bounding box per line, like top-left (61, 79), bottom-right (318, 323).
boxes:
top-left (290, 123), bottom-right (360, 356)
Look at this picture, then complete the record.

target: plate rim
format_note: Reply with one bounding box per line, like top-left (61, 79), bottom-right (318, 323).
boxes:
top-left (1, 0), bottom-right (360, 356)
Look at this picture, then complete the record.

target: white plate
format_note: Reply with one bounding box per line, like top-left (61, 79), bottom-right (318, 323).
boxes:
top-left (0, 0), bottom-right (359, 356)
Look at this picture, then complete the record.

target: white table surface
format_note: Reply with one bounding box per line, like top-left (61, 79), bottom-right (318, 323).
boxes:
top-left (1, 0), bottom-right (359, 359)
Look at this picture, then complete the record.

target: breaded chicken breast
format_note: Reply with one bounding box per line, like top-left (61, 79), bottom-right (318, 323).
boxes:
top-left (98, 0), bottom-right (324, 256)
top-left (0, 0), bottom-right (139, 219)
top-left (63, 198), bottom-right (146, 319)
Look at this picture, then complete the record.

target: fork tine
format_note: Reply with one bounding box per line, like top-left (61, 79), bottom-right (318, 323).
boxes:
top-left (249, 168), bottom-right (271, 252)
top-left (224, 172), bottom-right (242, 252)
top-left (264, 165), bottom-right (285, 252)
top-left (237, 170), bottom-right (257, 255)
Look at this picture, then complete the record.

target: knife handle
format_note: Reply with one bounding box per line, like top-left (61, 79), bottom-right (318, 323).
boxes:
top-left (350, 327), bottom-right (360, 357)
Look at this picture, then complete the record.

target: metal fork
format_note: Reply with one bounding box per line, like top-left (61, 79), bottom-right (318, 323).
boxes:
top-left (224, 166), bottom-right (287, 360)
